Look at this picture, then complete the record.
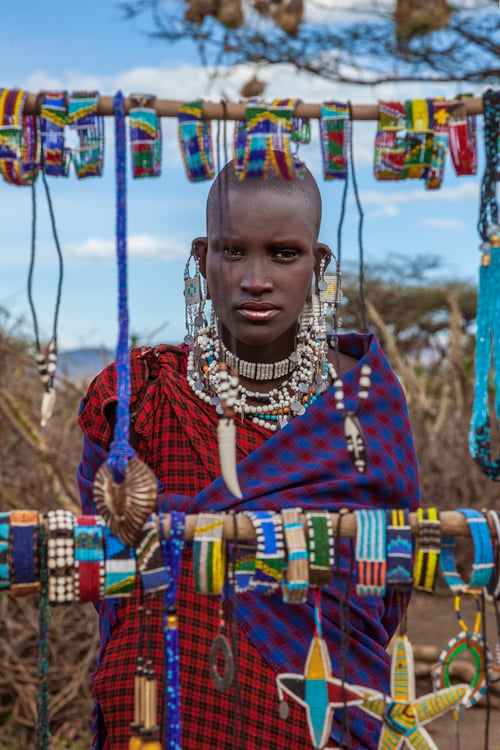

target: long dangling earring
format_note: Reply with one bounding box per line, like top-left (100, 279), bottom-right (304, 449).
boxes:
top-left (318, 253), bottom-right (342, 337)
top-left (183, 245), bottom-right (207, 348)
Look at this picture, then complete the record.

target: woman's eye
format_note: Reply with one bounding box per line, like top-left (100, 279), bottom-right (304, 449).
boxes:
top-left (223, 246), bottom-right (244, 257)
top-left (273, 248), bottom-right (299, 260)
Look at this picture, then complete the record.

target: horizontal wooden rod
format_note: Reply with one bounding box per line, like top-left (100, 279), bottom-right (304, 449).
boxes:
top-left (161, 509), bottom-right (499, 541)
top-left (22, 92), bottom-right (484, 121)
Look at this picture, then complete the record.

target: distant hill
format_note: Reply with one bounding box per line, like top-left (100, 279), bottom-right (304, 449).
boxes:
top-left (59, 347), bottom-right (114, 379)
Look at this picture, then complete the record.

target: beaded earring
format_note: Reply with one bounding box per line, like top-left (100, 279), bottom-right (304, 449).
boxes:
top-left (183, 246), bottom-right (207, 348)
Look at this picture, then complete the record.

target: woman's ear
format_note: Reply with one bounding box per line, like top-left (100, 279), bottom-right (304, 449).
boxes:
top-left (192, 237), bottom-right (208, 277)
top-left (314, 243), bottom-right (332, 292)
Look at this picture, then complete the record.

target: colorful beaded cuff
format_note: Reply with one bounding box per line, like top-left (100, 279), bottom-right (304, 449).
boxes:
top-left (46, 510), bottom-right (75, 605)
top-left (74, 516), bottom-right (105, 603)
top-left (39, 91), bottom-right (70, 177)
top-left (373, 101), bottom-right (406, 181)
top-left (0, 88), bottom-right (39, 186)
top-left (440, 509), bottom-right (494, 593)
top-left (404, 98), bottom-right (434, 180)
top-left (425, 100), bottom-right (449, 190)
top-left (385, 509), bottom-right (413, 589)
top-left (281, 508), bottom-right (309, 603)
top-left (414, 507), bottom-right (441, 592)
top-left (0, 511), bottom-right (10, 590)
top-left (355, 509), bottom-right (386, 596)
top-left (102, 524), bottom-right (136, 598)
top-left (177, 100), bottom-right (215, 182)
top-left (135, 515), bottom-right (170, 594)
top-left (193, 513), bottom-right (226, 595)
top-left (449, 101), bottom-right (477, 176)
top-left (129, 94), bottom-right (161, 178)
top-left (487, 510), bottom-right (500, 599)
top-left (243, 511), bottom-right (285, 594)
top-left (68, 91), bottom-right (104, 178)
top-left (305, 511), bottom-right (334, 587)
top-left (319, 101), bottom-right (349, 180)
top-left (10, 510), bottom-right (40, 596)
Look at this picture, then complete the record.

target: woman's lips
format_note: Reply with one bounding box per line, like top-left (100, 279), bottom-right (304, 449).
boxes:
top-left (237, 306), bottom-right (279, 321)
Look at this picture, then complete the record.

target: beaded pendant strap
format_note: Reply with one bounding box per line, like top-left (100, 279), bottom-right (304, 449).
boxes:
top-left (46, 509), bottom-right (75, 605)
top-left (414, 507), bottom-right (441, 592)
top-left (74, 516), bottom-right (105, 603)
top-left (177, 100), bottom-right (215, 182)
top-left (385, 509), bottom-right (413, 589)
top-left (319, 101), bottom-right (350, 180)
top-left (281, 508), bottom-right (309, 603)
top-left (404, 98), bottom-right (434, 180)
top-left (354, 509), bottom-right (386, 596)
top-left (129, 93), bottom-right (161, 178)
top-left (425, 99), bottom-right (449, 190)
top-left (67, 91), bottom-right (104, 178)
top-left (242, 510), bottom-right (285, 594)
top-left (0, 88), bottom-right (39, 185)
top-left (10, 510), bottom-right (41, 597)
top-left (440, 508), bottom-right (494, 593)
top-left (0, 511), bottom-right (11, 590)
top-left (305, 511), bottom-right (334, 587)
top-left (373, 100), bottom-right (406, 181)
top-left (193, 513), bottom-right (226, 595)
top-left (39, 91), bottom-right (70, 177)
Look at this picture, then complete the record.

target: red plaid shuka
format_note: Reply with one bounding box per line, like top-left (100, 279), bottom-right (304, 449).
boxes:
top-left (78, 345), bottom-right (314, 750)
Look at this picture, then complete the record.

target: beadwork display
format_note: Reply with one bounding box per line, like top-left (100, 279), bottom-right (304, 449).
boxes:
top-left (129, 93), bottom-right (161, 178)
top-left (67, 91), bottom-right (104, 178)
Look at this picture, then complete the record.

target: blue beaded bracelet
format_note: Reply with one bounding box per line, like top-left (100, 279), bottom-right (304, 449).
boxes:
top-left (440, 508), bottom-right (494, 592)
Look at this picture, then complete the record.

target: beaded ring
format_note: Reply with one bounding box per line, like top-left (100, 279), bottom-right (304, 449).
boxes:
top-left (242, 510), bottom-right (285, 594)
top-left (177, 100), bottom-right (215, 182)
top-left (39, 91), bottom-right (70, 177)
top-left (305, 511), bottom-right (334, 587)
top-left (193, 513), bottom-right (226, 595)
top-left (319, 101), bottom-right (350, 180)
top-left (439, 509), bottom-right (494, 593)
top-left (281, 508), bottom-right (309, 603)
top-left (46, 509), bottom-right (75, 605)
top-left (102, 524), bottom-right (136, 598)
top-left (0, 88), bottom-right (39, 186)
top-left (74, 516), bottom-right (105, 603)
top-left (67, 91), bottom-right (104, 178)
top-left (129, 93), bottom-right (161, 178)
top-left (354, 509), bottom-right (387, 596)
top-left (385, 509), bottom-right (413, 589)
top-left (414, 507), bottom-right (441, 592)
top-left (10, 510), bottom-right (41, 597)
top-left (0, 511), bottom-right (11, 590)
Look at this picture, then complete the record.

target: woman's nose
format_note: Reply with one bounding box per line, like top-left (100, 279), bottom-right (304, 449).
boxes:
top-left (240, 258), bottom-right (273, 294)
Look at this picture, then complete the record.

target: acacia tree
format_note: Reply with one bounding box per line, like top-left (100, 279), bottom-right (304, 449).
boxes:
top-left (121, 0), bottom-right (500, 85)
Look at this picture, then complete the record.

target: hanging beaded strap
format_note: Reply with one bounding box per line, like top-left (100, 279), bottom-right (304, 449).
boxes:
top-left (425, 99), bottom-right (449, 190)
top-left (177, 100), bottom-right (215, 182)
top-left (404, 98), bottom-right (434, 180)
top-left (102, 523), bottom-right (136, 598)
top-left (0, 511), bottom-right (11, 590)
top-left (0, 88), bottom-right (39, 185)
top-left (449, 98), bottom-right (477, 176)
top-left (373, 100), bottom-right (406, 181)
top-left (93, 91), bottom-right (158, 548)
top-left (74, 516), bottom-right (105, 603)
top-left (354, 509), bottom-right (386, 596)
top-left (36, 521), bottom-right (51, 750)
top-left (242, 511), bottom-right (285, 594)
top-left (414, 507), bottom-right (441, 592)
top-left (39, 91), bottom-right (70, 177)
top-left (193, 513), bottom-right (226, 595)
top-left (160, 511), bottom-right (185, 750)
top-left (319, 101), bottom-right (350, 180)
top-left (129, 93), bottom-right (161, 178)
top-left (385, 509), bottom-right (413, 589)
top-left (10, 510), bottom-right (41, 596)
top-left (487, 510), bottom-right (500, 600)
top-left (440, 508), bottom-right (494, 593)
top-left (281, 508), bottom-right (309, 603)
top-left (46, 509), bottom-right (75, 605)
top-left (305, 511), bottom-right (334, 588)
top-left (135, 515), bottom-right (170, 594)
top-left (67, 91), bottom-right (104, 178)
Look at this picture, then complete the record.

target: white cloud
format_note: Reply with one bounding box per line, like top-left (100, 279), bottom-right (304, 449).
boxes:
top-left (420, 217), bottom-right (466, 230)
top-left (68, 234), bottom-right (186, 261)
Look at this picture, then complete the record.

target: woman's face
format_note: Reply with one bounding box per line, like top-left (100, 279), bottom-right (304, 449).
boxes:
top-left (197, 184), bottom-right (324, 362)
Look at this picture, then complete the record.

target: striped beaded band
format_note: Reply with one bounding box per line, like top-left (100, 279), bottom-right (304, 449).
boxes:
top-left (46, 510), bottom-right (75, 605)
top-left (102, 524), bottom-right (136, 598)
top-left (440, 508), bottom-right (494, 593)
top-left (354, 509), bottom-right (386, 596)
top-left (135, 515), bottom-right (170, 594)
top-left (305, 511), bottom-right (334, 587)
top-left (68, 91), bottom-right (104, 178)
top-left (425, 100), bottom-right (449, 190)
top-left (281, 508), bottom-right (309, 603)
top-left (404, 98), bottom-right (434, 180)
top-left (414, 507), bottom-right (441, 592)
top-left (0, 88), bottom-right (39, 185)
top-left (373, 101), bottom-right (406, 181)
top-left (193, 513), bottom-right (226, 595)
top-left (239, 105), bottom-right (297, 181)
top-left (10, 510), bottom-right (40, 596)
top-left (129, 94), bottom-right (161, 178)
top-left (177, 100), bottom-right (215, 182)
top-left (385, 509), bottom-right (413, 589)
top-left (242, 511), bottom-right (285, 594)
top-left (39, 91), bottom-right (70, 177)
top-left (319, 101), bottom-right (350, 180)
top-left (74, 516), bottom-right (105, 603)
top-left (0, 511), bottom-right (11, 590)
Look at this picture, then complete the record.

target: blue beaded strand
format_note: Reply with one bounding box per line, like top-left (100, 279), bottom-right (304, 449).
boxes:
top-left (36, 522), bottom-right (51, 750)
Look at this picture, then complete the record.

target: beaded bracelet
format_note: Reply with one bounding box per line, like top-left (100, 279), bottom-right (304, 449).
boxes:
top-left (271, 98), bottom-right (308, 178)
top-left (373, 101), bottom-right (406, 181)
top-left (319, 101), bottom-right (350, 180)
top-left (242, 510), bottom-right (285, 594)
top-left (404, 98), bottom-right (434, 180)
top-left (10, 510), bottom-right (40, 597)
top-left (102, 524), bottom-right (136, 598)
top-left (354, 509), bottom-right (386, 596)
top-left (74, 516), bottom-right (105, 603)
top-left (281, 508), bottom-right (309, 603)
top-left (305, 511), bottom-right (334, 587)
top-left (39, 91), bottom-right (70, 177)
top-left (385, 509), bottom-right (413, 589)
top-left (177, 100), bottom-right (215, 182)
top-left (46, 510), bottom-right (75, 605)
top-left (0, 511), bottom-right (11, 590)
top-left (440, 509), bottom-right (494, 593)
top-left (414, 507), bottom-right (441, 592)
top-left (68, 91), bottom-right (104, 178)
top-left (193, 513), bottom-right (226, 595)
top-left (449, 100), bottom-right (477, 176)
top-left (487, 510), bottom-right (500, 599)
top-left (0, 88), bottom-right (39, 186)
top-left (135, 515), bottom-right (170, 594)
top-left (129, 94), bottom-right (161, 179)
top-left (424, 100), bottom-right (449, 190)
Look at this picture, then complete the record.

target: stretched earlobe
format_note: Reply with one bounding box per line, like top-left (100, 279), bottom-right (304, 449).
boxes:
top-left (192, 236), bottom-right (208, 277)
top-left (314, 243), bottom-right (333, 293)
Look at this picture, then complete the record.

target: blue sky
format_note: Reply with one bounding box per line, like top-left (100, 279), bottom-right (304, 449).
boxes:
top-left (0, 1), bottom-right (485, 350)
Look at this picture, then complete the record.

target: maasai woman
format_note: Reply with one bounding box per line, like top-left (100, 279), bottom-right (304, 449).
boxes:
top-left (78, 162), bottom-right (420, 749)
